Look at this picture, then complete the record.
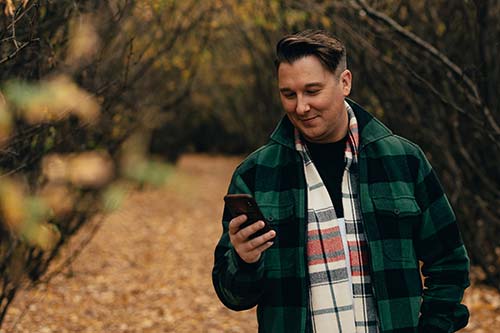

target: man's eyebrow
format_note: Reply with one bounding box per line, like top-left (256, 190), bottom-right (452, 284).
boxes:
top-left (305, 82), bottom-right (324, 88)
top-left (279, 82), bottom-right (324, 92)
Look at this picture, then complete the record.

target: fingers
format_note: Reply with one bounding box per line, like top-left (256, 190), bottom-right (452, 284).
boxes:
top-left (228, 214), bottom-right (248, 235)
top-left (228, 216), bottom-right (276, 264)
top-left (241, 229), bottom-right (276, 255)
top-left (229, 215), bottom-right (268, 239)
top-left (245, 229), bottom-right (276, 249)
top-left (241, 240), bottom-right (275, 264)
top-left (237, 220), bottom-right (267, 240)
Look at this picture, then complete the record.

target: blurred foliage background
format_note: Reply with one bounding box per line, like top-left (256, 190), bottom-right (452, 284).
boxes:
top-left (0, 0), bottom-right (498, 327)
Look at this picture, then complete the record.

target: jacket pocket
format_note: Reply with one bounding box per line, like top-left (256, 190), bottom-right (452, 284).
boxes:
top-left (371, 196), bottom-right (421, 262)
top-left (260, 204), bottom-right (297, 272)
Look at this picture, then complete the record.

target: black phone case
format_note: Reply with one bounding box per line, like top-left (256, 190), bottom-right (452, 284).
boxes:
top-left (224, 194), bottom-right (272, 239)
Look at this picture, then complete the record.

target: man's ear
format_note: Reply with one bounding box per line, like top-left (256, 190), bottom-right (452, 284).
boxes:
top-left (340, 69), bottom-right (352, 96)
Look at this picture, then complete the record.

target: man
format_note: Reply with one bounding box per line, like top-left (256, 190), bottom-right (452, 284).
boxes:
top-left (212, 30), bottom-right (469, 333)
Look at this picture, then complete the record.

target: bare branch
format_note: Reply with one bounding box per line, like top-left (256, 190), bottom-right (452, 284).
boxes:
top-left (352, 0), bottom-right (500, 136)
top-left (0, 38), bottom-right (38, 64)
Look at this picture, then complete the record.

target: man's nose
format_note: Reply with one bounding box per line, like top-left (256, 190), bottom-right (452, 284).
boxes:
top-left (295, 96), bottom-right (310, 115)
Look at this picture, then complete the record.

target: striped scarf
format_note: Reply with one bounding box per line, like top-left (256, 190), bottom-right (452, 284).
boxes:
top-left (294, 101), bottom-right (379, 333)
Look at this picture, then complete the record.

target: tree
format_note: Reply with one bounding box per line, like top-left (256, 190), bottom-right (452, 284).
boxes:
top-left (0, 0), bottom-right (213, 327)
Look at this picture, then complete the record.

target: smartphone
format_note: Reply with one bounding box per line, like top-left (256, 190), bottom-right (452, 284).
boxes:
top-left (223, 194), bottom-right (273, 239)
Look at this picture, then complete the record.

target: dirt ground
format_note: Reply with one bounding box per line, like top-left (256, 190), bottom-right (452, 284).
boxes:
top-left (1, 154), bottom-right (499, 332)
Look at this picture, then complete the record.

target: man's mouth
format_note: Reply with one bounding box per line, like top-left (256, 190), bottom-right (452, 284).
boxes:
top-left (300, 116), bottom-right (318, 125)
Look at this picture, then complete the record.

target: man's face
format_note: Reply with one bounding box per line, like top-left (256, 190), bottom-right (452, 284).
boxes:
top-left (278, 55), bottom-right (352, 143)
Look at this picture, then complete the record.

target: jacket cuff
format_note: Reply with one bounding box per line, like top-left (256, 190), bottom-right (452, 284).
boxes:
top-left (419, 301), bottom-right (469, 332)
top-left (229, 248), bottom-right (265, 273)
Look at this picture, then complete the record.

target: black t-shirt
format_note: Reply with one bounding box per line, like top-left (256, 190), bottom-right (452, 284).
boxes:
top-left (306, 136), bottom-right (347, 218)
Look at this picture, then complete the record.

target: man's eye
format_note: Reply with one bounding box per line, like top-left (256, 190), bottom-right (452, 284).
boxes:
top-left (306, 90), bottom-right (319, 95)
top-left (283, 93), bottom-right (296, 99)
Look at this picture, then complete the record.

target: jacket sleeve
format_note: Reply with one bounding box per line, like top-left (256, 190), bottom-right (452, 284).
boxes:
top-left (413, 148), bottom-right (470, 332)
top-left (212, 168), bottom-right (266, 311)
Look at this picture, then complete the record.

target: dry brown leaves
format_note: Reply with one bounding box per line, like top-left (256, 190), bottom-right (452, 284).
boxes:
top-left (1, 154), bottom-right (498, 332)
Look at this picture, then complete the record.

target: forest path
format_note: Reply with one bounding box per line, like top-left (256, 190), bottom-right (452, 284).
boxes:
top-left (2, 154), bottom-right (255, 333)
top-left (1, 154), bottom-right (498, 333)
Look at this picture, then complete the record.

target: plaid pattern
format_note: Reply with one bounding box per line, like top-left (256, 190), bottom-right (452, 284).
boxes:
top-left (296, 102), bottom-right (378, 332)
top-left (213, 99), bottom-right (470, 333)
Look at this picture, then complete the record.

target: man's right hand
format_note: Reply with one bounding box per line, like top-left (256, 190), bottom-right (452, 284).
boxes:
top-left (228, 215), bottom-right (276, 264)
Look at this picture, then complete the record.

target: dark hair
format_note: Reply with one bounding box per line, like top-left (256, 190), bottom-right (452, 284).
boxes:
top-left (275, 29), bottom-right (347, 74)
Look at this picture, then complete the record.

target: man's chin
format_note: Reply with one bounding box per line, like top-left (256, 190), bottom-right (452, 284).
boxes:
top-left (301, 131), bottom-right (325, 144)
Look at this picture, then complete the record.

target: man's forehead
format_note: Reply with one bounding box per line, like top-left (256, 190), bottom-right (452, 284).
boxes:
top-left (278, 56), bottom-right (333, 78)
top-left (278, 64), bottom-right (330, 90)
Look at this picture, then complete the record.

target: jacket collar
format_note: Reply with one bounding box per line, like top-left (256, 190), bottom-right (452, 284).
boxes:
top-left (269, 98), bottom-right (393, 151)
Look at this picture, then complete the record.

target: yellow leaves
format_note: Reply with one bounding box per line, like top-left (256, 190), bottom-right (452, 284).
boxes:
top-left (101, 182), bottom-right (128, 213)
top-left (120, 132), bottom-right (172, 186)
top-left (42, 154), bottom-right (67, 183)
top-left (122, 157), bottom-right (172, 186)
top-left (39, 184), bottom-right (75, 217)
top-left (66, 15), bottom-right (100, 65)
top-left (132, 1), bottom-right (153, 21)
top-left (0, 152), bottom-right (117, 252)
top-left (0, 178), bottom-right (60, 251)
top-left (0, 91), bottom-right (12, 146)
top-left (0, 2), bottom-right (116, 258)
top-left (24, 221), bottom-right (61, 252)
top-left (181, 68), bottom-right (190, 80)
top-left (0, 177), bottom-right (26, 230)
top-left (42, 152), bottom-right (114, 189)
top-left (436, 23), bottom-right (446, 37)
top-left (2, 0), bottom-right (15, 16)
top-left (68, 152), bottom-right (114, 188)
top-left (321, 16), bottom-right (332, 28)
top-left (0, 14), bottom-right (103, 256)
top-left (171, 54), bottom-right (186, 69)
top-left (284, 9), bottom-right (308, 28)
top-left (4, 75), bottom-right (100, 125)
top-left (1, 0), bottom-right (28, 16)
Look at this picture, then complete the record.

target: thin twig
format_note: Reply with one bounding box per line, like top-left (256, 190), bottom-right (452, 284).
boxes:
top-left (352, 0), bottom-right (500, 135)
top-left (5, 0), bottom-right (38, 31)
top-left (0, 39), bottom-right (39, 65)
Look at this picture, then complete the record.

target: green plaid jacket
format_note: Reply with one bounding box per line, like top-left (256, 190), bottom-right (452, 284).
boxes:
top-left (212, 100), bottom-right (470, 333)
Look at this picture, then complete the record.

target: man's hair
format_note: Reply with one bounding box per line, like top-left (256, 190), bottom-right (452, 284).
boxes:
top-left (275, 29), bottom-right (347, 74)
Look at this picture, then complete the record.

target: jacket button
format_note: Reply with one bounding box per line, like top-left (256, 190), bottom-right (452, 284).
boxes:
top-left (267, 216), bottom-right (274, 222)
top-left (394, 208), bottom-right (400, 215)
